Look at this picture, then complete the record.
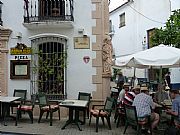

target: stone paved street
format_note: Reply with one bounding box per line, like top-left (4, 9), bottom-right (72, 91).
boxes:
top-left (0, 114), bottom-right (166, 135)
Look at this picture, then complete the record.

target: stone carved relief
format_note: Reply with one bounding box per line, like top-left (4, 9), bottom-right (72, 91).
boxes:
top-left (102, 33), bottom-right (112, 76)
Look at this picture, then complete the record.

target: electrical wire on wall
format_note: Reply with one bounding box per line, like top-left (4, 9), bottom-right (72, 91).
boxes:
top-left (127, 3), bottom-right (166, 24)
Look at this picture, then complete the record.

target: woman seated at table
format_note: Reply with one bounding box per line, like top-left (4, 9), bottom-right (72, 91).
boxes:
top-left (153, 83), bottom-right (170, 104)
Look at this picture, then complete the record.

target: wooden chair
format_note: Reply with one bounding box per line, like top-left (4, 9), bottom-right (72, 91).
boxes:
top-left (78, 92), bottom-right (91, 124)
top-left (37, 93), bottom-right (60, 126)
top-left (10, 89), bottom-right (27, 114)
top-left (123, 104), bottom-right (152, 135)
top-left (15, 94), bottom-right (36, 126)
top-left (89, 97), bottom-right (114, 132)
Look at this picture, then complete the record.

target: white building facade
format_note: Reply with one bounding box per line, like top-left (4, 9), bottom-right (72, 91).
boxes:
top-left (110, 0), bottom-right (180, 88)
top-left (0, 0), bottom-right (112, 101)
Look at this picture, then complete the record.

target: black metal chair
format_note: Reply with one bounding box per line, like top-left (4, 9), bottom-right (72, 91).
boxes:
top-left (78, 92), bottom-right (91, 124)
top-left (37, 93), bottom-right (60, 126)
top-left (123, 104), bottom-right (152, 135)
top-left (115, 106), bottom-right (125, 128)
top-left (10, 89), bottom-right (27, 114)
top-left (89, 97), bottom-right (114, 132)
top-left (15, 94), bottom-right (36, 126)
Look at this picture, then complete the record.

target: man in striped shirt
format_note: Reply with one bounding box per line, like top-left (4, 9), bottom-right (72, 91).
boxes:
top-left (123, 85), bottom-right (140, 105)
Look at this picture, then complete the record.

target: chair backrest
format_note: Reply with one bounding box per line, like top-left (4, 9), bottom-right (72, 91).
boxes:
top-left (30, 94), bottom-right (37, 106)
top-left (104, 97), bottom-right (115, 115)
top-left (13, 89), bottom-right (27, 101)
top-left (124, 104), bottom-right (138, 126)
top-left (37, 93), bottom-right (48, 107)
top-left (78, 92), bottom-right (91, 102)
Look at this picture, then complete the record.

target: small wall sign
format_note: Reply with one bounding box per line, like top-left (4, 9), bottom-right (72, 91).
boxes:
top-left (15, 55), bottom-right (29, 60)
top-left (10, 43), bottom-right (31, 55)
top-left (74, 37), bottom-right (90, 49)
top-left (83, 56), bottom-right (90, 64)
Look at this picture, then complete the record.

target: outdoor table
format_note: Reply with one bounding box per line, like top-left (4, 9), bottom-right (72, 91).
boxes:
top-left (0, 96), bottom-right (21, 126)
top-left (59, 99), bottom-right (88, 131)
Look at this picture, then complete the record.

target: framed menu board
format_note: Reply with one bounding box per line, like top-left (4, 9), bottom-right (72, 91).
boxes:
top-left (10, 60), bottom-right (30, 79)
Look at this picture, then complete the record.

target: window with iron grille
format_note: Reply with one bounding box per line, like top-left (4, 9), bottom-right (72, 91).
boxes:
top-left (119, 13), bottom-right (125, 28)
top-left (31, 38), bottom-right (67, 100)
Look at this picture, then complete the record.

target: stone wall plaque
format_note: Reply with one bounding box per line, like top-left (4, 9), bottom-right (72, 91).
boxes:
top-left (74, 37), bottom-right (90, 49)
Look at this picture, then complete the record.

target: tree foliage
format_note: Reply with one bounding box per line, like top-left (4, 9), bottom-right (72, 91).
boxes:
top-left (151, 9), bottom-right (180, 48)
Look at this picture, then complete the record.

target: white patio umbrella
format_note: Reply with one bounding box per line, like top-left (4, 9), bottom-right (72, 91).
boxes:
top-left (115, 44), bottom-right (180, 68)
top-left (115, 44), bottom-right (180, 82)
top-left (115, 54), bottom-right (134, 67)
top-left (132, 44), bottom-right (180, 68)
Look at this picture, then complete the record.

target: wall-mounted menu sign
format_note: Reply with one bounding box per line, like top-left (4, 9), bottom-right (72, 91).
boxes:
top-left (10, 43), bottom-right (31, 55)
top-left (10, 60), bottom-right (30, 79)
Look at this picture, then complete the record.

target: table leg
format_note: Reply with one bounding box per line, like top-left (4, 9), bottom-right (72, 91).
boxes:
top-left (77, 108), bottom-right (86, 125)
top-left (2, 102), bottom-right (8, 126)
top-left (61, 107), bottom-right (74, 130)
top-left (74, 109), bottom-right (82, 131)
top-left (2, 102), bottom-right (16, 126)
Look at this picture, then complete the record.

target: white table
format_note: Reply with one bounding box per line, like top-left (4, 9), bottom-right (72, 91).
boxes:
top-left (0, 96), bottom-right (21, 126)
top-left (60, 99), bottom-right (88, 131)
top-left (0, 96), bottom-right (21, 103)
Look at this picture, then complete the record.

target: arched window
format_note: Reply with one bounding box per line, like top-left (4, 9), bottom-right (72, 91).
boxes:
top-left (31, 35), bottom-right (67, 99)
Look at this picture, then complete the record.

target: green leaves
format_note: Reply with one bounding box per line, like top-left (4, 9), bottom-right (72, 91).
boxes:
top-left (151, 9), bottom-right (180, 48)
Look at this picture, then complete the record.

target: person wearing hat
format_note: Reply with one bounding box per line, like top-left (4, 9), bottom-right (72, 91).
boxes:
top-left (115, 83), bottom-right (131, 125)
top-left (165, 89), bottom-right (180, 127)
top-left (132, 86), bottom-right (160, 131)
top-left (123, 85), bottom-right (140, 106)
top-left (117, 83), bottom-right (130, 105)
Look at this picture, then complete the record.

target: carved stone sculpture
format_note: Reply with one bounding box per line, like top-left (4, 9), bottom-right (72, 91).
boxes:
top-left (102, 34), bottom-right (112, 76)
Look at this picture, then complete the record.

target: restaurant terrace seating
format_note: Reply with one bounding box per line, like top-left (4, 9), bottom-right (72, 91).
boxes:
top-left (15, 94), bottom-right (36, 126)
top-left (123, 104), bottom-right (152, 135)
top-left (89, 97), bottom-right (114, 132)
top-left (78, 92), bottom-right (91, 124)
top-left (37, 93), bottom-right (60, 126)
top-left (115, 107), bottom-right (125, 128)
top-left (10, 89), bottom-right (27, 114)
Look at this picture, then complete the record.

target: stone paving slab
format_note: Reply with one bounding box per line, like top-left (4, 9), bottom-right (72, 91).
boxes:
top-left (0, 115), bottom-right (165, 135)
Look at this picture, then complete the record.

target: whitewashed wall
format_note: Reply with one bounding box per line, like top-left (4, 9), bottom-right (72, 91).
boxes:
top-left (2, 0), bottom-right (96, 99)
top-left (110, 0), bottom-right (180, 82)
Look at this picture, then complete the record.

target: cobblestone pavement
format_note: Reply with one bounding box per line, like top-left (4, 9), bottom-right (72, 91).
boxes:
top-left (0, 114), bottom-right (165, 135)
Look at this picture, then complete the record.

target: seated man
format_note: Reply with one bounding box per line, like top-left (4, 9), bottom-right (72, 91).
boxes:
top-left (123, 85), bottom-right (140, 105)
top-left (154, 83), bottom-right (170, 104)
top-left (117, 83), bottom-right (130, 107)
top-left (165, 90), bottom-right (180, 127)
top-left (133, 87), bottom-right (160, 130)
top-left (115, 83), bottom-right (130, 121)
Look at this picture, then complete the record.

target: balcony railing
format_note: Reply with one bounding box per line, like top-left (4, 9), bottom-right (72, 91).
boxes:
top-left (24, 0), bottom-right (74, 23)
